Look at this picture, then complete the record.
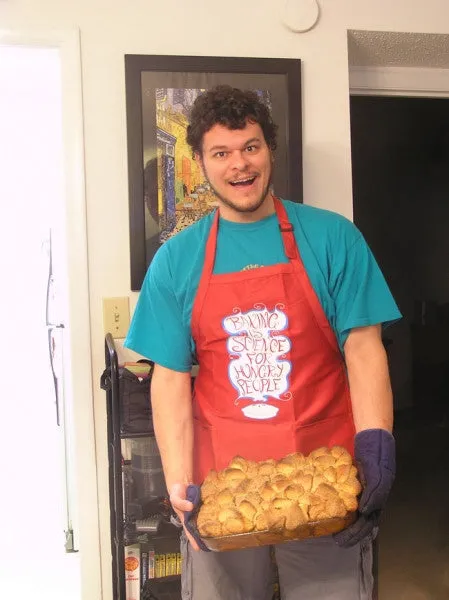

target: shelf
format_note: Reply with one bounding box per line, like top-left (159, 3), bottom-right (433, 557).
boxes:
top-left (120, 430), bottom-right (155, 439)
top-left (152, 574), bottom-right (181, 583)
top-left (124, 521), bottom-right (181, 545)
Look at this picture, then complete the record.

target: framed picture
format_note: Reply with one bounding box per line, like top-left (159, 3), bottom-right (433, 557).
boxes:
top-left (125, 54), bottom-right (302, 290)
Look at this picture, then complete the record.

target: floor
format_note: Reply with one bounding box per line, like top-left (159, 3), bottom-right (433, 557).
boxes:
top-left (377, 398), bottom-right (449, 599)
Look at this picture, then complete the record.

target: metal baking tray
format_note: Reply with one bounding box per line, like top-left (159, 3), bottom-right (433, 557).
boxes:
top-left (200, 511), bottom-right (357, 552)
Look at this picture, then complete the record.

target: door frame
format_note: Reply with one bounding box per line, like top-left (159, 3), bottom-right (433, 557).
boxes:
top-left (0, 28), bottom-right (102, 600)
top-left (349, 65), bottom-right (449, 98)
top-left (348, 62), bottom-right (449, 600)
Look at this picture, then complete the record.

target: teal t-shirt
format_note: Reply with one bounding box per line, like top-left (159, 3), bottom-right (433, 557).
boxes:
top-left (125, 200), bottom-right (401, 371)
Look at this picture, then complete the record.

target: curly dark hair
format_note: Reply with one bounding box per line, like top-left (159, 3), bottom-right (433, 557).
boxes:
top-left (186, 85), bottom-right (278, 157)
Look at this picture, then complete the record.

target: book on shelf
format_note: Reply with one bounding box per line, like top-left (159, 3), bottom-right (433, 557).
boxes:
top-left (148, 548), bottom-right (155, 579)
top-left (124, 544), bottom-right (141, 600)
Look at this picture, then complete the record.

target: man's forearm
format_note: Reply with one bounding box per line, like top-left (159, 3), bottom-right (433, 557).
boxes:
top-left (151, 364), bottom-right (194, 491)
top-left (344, 325), bottom-right (393, 433)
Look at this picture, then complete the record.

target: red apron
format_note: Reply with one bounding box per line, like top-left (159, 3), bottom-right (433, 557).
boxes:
top-left (190, 198), bottom-right (355, 484)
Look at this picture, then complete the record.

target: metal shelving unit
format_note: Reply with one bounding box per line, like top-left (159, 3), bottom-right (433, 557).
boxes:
top-left (103, 333), bottom-right (181, 600)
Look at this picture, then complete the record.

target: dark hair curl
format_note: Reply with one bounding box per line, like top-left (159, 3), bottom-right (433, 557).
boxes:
top-left (186, 85), bottom-right (278, 157)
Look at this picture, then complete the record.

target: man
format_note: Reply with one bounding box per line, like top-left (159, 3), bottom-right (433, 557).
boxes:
top-left (125, 85), bottom-right (400, 599)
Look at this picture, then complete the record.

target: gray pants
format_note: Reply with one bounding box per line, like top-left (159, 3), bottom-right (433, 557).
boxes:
top-left (181, 533), bottom-right (373, 600)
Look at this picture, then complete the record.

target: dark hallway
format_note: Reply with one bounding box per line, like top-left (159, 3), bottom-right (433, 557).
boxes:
top-left (350, 95), bottom-right (449, 599)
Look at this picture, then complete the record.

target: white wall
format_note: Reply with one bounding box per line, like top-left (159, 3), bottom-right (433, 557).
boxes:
top-left (2, 1), bottom-right (449, 598)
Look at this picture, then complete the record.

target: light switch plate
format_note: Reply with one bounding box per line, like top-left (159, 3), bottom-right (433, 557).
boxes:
top-left (103, 297), bottom-right (130, 338)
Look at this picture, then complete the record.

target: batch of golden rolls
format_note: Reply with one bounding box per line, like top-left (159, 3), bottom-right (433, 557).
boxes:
top-left (196, 446), bottom-right (362, 538)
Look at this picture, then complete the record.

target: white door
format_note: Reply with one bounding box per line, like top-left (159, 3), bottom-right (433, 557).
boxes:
top-left (0, 37), bottom-right (100, 600)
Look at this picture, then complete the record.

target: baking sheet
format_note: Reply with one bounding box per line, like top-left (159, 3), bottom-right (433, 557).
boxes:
top-left (201, 511), bottom-right (357, 552)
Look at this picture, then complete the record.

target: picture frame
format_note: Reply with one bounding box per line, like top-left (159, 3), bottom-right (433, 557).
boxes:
top-left (124, 54), bottom-right (302, 290)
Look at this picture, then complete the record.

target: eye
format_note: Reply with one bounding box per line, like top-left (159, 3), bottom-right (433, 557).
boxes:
top-left (213, 151), bottom-right (227, 159)
top-left (245, 144), bottom-right (259, 153)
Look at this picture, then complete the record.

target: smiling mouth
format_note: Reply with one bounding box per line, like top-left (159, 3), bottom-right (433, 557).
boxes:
top-left (229, 176), bottom-right (256, 187)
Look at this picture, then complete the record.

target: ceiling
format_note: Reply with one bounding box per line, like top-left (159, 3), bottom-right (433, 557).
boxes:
top-left (348, 30), bottom-right (449, 69)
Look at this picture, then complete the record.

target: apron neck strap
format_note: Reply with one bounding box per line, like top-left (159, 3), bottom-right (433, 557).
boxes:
top-left (202, 208), bottom-right (219, 281)
top-left (274, 197), bottom-right (299, 261)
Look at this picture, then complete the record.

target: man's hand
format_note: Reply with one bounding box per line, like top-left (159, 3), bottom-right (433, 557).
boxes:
top-left (169, 483), bottom-right (209, 551)
top-left (334, 428), bottom-right (396, 548)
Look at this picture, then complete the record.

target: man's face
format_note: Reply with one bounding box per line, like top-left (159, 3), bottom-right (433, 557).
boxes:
top-left (197, 121), bottom-right (273, 221)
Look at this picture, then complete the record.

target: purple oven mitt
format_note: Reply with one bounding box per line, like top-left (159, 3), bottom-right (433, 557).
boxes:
top-left (183, 484), bottom-right (211, 552)
top-left (334, 428), bottom-right (396, 548)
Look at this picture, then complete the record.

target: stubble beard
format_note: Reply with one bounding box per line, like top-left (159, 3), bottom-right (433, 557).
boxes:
top-left (204, 170), bottom-right (273, 215)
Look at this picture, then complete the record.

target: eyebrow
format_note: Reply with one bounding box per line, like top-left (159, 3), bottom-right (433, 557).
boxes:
top-left (207, 137), bottom-right (262, 153)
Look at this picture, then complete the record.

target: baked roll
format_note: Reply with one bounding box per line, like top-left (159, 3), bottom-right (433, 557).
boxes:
top-left (196, 446), bottom-right (360, 538)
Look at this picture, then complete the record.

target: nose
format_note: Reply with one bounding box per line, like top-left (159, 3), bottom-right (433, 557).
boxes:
top-left (230, 150), bottom-right (250, 171)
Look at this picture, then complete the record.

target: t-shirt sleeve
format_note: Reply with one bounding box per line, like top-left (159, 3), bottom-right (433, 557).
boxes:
top-left (124, 245), bottom-right (193, 372)
top-left (330, 228), bottom-right (402, 347)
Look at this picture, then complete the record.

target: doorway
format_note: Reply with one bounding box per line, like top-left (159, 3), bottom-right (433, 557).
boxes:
top-left (350, 94), bottom-right (449, 599)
